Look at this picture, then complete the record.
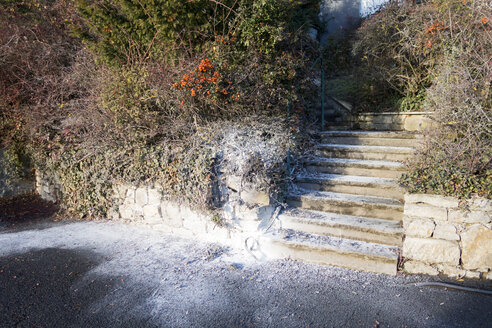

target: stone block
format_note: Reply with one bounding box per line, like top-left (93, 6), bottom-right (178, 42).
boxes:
top-left (143, 204), bottom-right (161, 220)
top-left (119, 204), bottom-right (134, 220)
top-left (404, 203), bottom-right (447, 221)
top-left (161, 202), bottom-right (184, 228)
top-left (135, 187), bottom-right (148, 206)
top-left (433, 223), bottom-right (459, 241)
top-left (147, 188), bottom-right (162, 204)
top-left (113, 184), bottom-right (129, 199)
top-left (222, 203), bottom-right (235, 221)
top-left (241, 189), bottom-right (270, 206)
top-left (404, 194), bottom-right (459, 209)
top-left (403, 115), bottom-right (432, 132)
top-left (448, 209), bottom-right (491, 224)
top-left (40, 190), bottom-right (56, 203)
top-left (181, 206), bottom-right (199, 220)
top-left (226, 175), bottom-right (242, 191)
top-left (403, 237), bottom-right (460, 266)
top-left (106, 207), bottom-right (120, 220)
top-left (467, 197), bottom-right (492, 212)
top-left (487, 272), bottom-right (492, 280)
top-left (461, 224), bottom-right (492, 271)
top-left (43, 185), bottom-right (51, 194)
top-left (404, 261), bottom-right (438, 276)
top-left (162, 201), bottom-right (181, 219)
top-left (406, 219), bottom-right (435, 238)
top-left (464, 271), bottom-right (481, 279)
top-left (124, 188), bottom-right (136, 205)
top-left (436, 264), bottom-right (465, 278)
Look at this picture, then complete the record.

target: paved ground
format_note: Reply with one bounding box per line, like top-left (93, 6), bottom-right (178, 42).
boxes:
top-left (0, 216), bottom-right (491, 328)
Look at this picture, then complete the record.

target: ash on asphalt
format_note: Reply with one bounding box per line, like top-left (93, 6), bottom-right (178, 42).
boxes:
top-left (0, 219), bottom-right (491, 328)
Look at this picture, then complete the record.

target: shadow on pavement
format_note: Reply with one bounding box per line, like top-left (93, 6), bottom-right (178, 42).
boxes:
top-left (0, 248), bottom-right (154, 328)
top-left (0, 193), bottom-right (58, 230)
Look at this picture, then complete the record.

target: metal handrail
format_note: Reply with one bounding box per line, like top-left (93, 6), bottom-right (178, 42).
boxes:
top-left (286, 52), bottom-right (325, 179)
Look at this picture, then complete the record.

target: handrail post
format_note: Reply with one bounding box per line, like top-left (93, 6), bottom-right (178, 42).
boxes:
top-left (321, 56), bottom-right (325, 132)
top-left (286, 98), bottom-right (291, 178)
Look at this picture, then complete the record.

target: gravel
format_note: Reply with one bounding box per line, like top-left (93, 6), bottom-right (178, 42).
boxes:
top-left (0, 219), bottom-right (491, 328)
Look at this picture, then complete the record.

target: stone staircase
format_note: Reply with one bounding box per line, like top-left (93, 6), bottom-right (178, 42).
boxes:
top-left (262, 115), bottom-right (421, 275)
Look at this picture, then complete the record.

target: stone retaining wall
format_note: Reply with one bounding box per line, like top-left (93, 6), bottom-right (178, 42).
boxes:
top-left (35, 170), bottom-right (60, 203)
top-left (355, 112), bottom-right (432, 132)
top-left (36, 171), bottom-right (277, 253)
top-left (403, 194), bottom-right (492, 279)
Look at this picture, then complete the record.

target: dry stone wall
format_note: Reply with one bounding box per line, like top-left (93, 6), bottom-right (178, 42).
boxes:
top-left (35, 171), bottom-right (60, 203)
top-left (355, 112), bottom-right (432, 132)
top-left (36, 171), bottom-right (278, 253)
top-left (403, 194), bottom-right (492, 280)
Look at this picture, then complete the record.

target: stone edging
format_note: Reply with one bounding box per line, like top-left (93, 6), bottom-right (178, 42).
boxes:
top-left (402, 194), bottom-right (492, 279)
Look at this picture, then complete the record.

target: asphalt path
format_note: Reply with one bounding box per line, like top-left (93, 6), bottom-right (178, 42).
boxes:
top-left (0, 219), bottom-right (491, 328)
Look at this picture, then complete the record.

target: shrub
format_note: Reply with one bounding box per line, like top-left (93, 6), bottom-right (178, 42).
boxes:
top-left (0, 0), bottom-right (79, 146)
top-left (74, 0), bottom-right (320, 66)
top-left (351, 1), bottom-right (438, 112)
top-left (399, 0), bottom-right (491, 199)
top-left (1, 0), bottom-right (320, 217)
top-left (73, 0), bottom-right (235, 66)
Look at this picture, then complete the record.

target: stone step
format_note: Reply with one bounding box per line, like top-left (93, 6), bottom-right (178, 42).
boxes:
top-left (317, 144), bottom-right (415, 161)
top-left (295, 173), bottom-right (404, 200)
top-left (305, 157), bottom-right (405, 179)
top-left (261, 229), bottom-right (399, 275)
top-left (325, 116), bottom-right (346, 123)
top-left (279, 208), bottom-right (403, 246)
top-left (287, 189), bottom-right (403, 221)
top-left (320, 131), bottom-right (420, 139)
top-left (321, 132), bottom-right (420, 147)
top-left (324, 125), bottom-right (353, 131)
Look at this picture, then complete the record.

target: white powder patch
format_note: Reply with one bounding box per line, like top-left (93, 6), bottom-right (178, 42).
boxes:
top-left (0, 221), bottom-right (263, 324)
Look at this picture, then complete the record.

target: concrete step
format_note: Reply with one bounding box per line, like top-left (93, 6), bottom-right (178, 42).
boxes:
top-left (261, 229), bottom-right (399, 275)
top-left (287, 189), bottom-right (403, 221)
top-left (305, 157), bottom-right (405, 179)
top-left (279, 208), bottom-right (403, 246)
top-left (316, 144), bottom-right (415, 161)
top-left (295, 173), bottom-right (404, 200)
top-left (320, 131), bottom-right (421, 147)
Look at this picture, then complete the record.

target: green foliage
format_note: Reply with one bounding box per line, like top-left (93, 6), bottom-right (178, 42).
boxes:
top-left (399, 0), bottom-right (492, 199)
top-left (100, 67), bottom-right (158, 126)
top-left (1, 0), bottom-right (319, 218)
top-left (350, 2), bottom-right (438, 112)
top-left (37, 139), bottom-right (216, 217)
top-left (74, 0), bottom-right (319, 66)
top-left (74, 0), bottom-right (231, 66)
top-left (237, 0), bottom-right (319, 53)
top-left (400, 166), bottom-right (491, 199)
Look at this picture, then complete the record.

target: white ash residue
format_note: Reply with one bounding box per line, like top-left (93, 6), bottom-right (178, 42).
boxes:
top-left (215, 119), bottom-right (294, 188)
